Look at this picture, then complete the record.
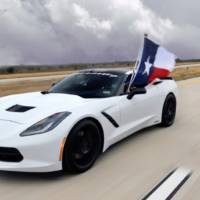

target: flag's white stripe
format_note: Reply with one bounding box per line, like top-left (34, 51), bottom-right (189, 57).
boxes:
top-left (154, 46), bottom-right (176, 71)
top-left (144, 168), bottom-right (191, 200)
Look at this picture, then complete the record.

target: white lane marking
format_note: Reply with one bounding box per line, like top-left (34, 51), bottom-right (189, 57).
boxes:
top-left (144, 168), bottom-right (191, 200)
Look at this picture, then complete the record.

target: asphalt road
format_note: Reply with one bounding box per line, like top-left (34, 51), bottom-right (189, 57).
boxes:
top-left (0, 77), bottom-right (200, 199)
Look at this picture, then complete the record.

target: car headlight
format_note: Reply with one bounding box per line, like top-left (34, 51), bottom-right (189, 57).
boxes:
top-left (20, 112), bottom-right (71, 137)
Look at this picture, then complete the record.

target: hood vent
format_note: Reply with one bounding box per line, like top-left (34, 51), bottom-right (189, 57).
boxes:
top-left (6, 104), bottom-right (35, 113)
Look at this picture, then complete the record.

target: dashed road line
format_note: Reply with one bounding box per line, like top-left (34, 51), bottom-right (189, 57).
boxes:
top-left (142, 168), bottom-right (192, 200)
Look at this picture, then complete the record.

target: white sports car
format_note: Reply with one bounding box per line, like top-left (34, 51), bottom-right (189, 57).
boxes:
top-left (0, 69), bottom-right (177, 173)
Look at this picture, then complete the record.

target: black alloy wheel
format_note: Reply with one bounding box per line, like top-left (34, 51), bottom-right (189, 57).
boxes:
top-left (160, 93), bottom-right (176, 127)
top-left (63, 120), bottom-right (102, 173)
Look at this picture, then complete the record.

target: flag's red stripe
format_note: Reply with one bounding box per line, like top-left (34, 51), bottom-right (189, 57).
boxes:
top-left (149, 66), bottom-right (170, 83)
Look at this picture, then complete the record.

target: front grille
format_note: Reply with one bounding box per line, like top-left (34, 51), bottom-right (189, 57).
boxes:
top-left (0, 147), bottom-right (23, 162)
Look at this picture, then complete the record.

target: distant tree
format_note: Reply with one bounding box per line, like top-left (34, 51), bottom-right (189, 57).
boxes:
top-left (6, 67), bottom-right (14, 74)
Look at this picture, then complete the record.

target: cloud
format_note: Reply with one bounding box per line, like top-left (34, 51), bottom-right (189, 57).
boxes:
top-left (0, 0), bottom-right (198, 65)
top-left (113, 0), bottom-right (174, 41)
top-left (72, 3), bottom-right (112, 39)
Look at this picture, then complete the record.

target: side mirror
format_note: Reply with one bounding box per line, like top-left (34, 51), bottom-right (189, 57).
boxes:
top-left (127, 87), bottom-right (146, 100)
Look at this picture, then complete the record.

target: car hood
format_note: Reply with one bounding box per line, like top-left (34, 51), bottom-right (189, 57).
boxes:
top-left (0, 92), bottom-right (91, 124)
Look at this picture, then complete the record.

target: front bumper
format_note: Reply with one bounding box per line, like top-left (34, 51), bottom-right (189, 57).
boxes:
top-left (0, 159), bottom-right (61, 172)
top-left (0, 133), bottom-right (63, 172)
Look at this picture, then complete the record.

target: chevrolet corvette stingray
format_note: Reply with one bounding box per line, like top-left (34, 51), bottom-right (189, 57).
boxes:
top-left (0, 69), bottom-right (177, 173)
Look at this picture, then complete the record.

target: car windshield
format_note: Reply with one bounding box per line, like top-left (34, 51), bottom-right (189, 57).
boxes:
top-left (49, 71), bottom-right (125, 98)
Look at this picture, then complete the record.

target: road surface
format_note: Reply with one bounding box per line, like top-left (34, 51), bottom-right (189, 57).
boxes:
top-left (0, 77), bottom-right (200, 199)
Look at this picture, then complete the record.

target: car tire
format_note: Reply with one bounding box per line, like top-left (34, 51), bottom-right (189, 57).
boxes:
top-left (62, 119), bottom-right (102, 173)
top-left (160, 93), bottom-right (176, 127)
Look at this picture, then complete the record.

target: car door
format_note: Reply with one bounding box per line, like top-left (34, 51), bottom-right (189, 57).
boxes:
top-left (116, 84), bottom-right (161, 142)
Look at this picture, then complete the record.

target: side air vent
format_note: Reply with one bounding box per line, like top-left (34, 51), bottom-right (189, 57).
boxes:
top-left (101, 111), bottom-right (119, 128)
top-left (6, 104), bottom-right (35, 113)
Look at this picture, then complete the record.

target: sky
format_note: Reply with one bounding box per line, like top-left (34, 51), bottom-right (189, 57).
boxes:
top-left (0, 0), bottom-right (199, 65)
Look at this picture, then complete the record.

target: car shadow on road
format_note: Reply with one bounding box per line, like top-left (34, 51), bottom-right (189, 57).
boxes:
top-left (0, 170), bottom-right (68, 181)
top-left (97, 125), bottom-right (163, 162)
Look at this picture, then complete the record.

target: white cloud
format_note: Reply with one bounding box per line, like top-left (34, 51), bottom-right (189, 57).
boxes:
top-left (0, 0), bottom-right (199, 65)
top-left (0, 47), bottom-right (22, 64)
top-left (73, 3), bottom-right (112, 39)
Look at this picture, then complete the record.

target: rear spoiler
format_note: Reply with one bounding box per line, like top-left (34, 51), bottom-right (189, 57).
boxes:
top-left (158, 77), bottom-right (173, 80)
top-left (152, 77), bottom-right (173, 85)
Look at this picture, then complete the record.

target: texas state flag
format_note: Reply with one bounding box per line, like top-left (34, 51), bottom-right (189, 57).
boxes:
top-left (131, 37), bottom-right (176, 87)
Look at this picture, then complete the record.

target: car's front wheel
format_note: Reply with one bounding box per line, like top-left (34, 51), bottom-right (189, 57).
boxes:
top-left (160, 93), bottom-right (176, 127)
top-left (62, 119), bottom-right (102, 173)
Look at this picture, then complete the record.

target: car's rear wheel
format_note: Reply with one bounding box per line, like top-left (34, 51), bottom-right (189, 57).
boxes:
top-left (62, 120), bottom-right (102, 173)
top-left (160, 93), bottom-right (176, 127)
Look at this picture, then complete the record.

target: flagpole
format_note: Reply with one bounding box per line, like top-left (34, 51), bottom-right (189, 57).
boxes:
top-left (128, 33), bottom-right (148, 92)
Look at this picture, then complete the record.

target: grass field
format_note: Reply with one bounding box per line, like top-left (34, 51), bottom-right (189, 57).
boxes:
top-left (0, 79), bottom-right (59, 96)
top-left (0, 65), bottom-right (200, 97)
top-left (0, 70), bottom-right (73, 80)
top-left (172, 66), bottom-right (200, 80)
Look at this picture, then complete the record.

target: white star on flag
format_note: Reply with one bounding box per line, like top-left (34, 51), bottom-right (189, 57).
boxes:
top-left (143, 56), bottom-right (152, 75)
